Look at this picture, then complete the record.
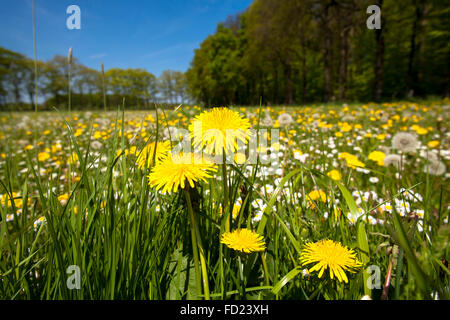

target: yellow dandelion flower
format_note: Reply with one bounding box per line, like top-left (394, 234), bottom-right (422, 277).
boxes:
top-left (58, 194), bottom-right (69, 205)
top-left (340, 123), bottom-right (352, 132)
top-left (234, 152), bottom-right (247, 165)
top-left (38, 152), bottom-right (50, 162)
top-left (136, 141), bottom-right (170, 169)
top-left (414, 126), bottom-right (428, 135)
top-left (93, 131), bottom-right (102, 139)
top-left (219, 204), bottom-right (241, 219)
top-left (307, 190), bottom-right (327, 209)
top-left (189, 107), bottom-right (251, 155)
top-left (339, 152), bottom-right (365, 169)
top-left (51, 143), bottom-right (62, 154)
top-left (68, 152), bottom-right (79, 165)
top-left (271, 142), bottom-right (281, 151)
top-left (333, 208), bottom-right (342, 221)
top-left (327, 169), bottom-right (342, 181)
top-left (427, 140), bottom-right (439, 148)
top-left (0, 192), bottom-right (23, 208)
top-left (368, 151), bottom-right (386, 166)
top-left (148, 152), bottom-right (217, 193)
top-left (221, 228), bottom-right (266, 253)
top-left (300, 239), bottom-right (362, 283)
top-left (74, 128), bottom-right (83, 137)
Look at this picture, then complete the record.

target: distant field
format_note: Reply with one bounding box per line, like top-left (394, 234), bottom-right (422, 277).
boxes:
top-left (0, 100), bottom-right (448, 299)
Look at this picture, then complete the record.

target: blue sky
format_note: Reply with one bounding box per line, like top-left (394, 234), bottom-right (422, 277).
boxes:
top-left (0, 0), bottom-right (252, 76)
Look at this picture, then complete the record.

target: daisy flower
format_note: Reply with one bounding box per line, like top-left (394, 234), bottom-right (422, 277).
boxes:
top-left (369, 176), bottom-right (379, 183)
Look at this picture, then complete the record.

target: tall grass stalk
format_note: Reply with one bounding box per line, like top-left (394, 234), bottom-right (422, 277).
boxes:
top-left (101, 62), bottom-right (107, 112)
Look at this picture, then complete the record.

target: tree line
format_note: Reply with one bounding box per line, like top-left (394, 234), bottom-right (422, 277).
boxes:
top-left (186, 0), bottom-right (450, 106)
top-left (1, 0), bottom-right (449, 110)
top-left (0, 46), bottom-right (190, 111)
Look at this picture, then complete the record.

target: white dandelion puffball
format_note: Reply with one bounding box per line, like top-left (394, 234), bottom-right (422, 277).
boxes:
top-left (424, 160), bottom-right (446, 176)
top-left (392, 132), bottom-right (418, 153)
top-left (419, 150), bottom-right (438, 162)
top-left (278, 113), bottom-right (293, 126)
top-left (163, 126), bottom-right (179, 140)
top-left (262, 116), bottom-right (273, 127)
top-left (384, 154), bottom-right (402, 169)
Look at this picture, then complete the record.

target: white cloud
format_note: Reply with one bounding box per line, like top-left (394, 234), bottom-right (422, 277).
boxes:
top-left (88, 53), bottom-right (107, 59)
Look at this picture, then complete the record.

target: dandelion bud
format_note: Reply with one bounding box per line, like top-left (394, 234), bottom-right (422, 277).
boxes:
top-left (68, 47), bottom-right (73, 64)
top-left (101, 62), bottom-right (104, 74)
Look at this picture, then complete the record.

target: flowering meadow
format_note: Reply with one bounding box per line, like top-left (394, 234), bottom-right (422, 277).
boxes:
top-left (0, 100), bottom-right (448, 300)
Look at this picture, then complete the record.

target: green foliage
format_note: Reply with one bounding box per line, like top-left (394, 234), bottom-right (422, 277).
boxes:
top-left (187, 0), bottom-right (450, 106)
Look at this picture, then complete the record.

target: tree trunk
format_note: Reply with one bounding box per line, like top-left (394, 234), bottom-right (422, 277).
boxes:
top-left (13, 80), bottom-right (21, 105)
top-left (446, 51), bottom-right (450, 97)
top-left (323, 2), bottom-right (332, 102)
top-left (283, 54), bottom-right (294, 105)
top-left (338, 28), bottom-right (349, 101)
top-left (78, 86), bottom-right (83, 109)
top-left (301, 30), bottom-right (307, 104)
top-left (258, 71), bottom-right (265, 105)
top-left (406, 0), bottom-right (425, 97)
top-left (27, 88), bottom-right (34, 108)
top-left (272, 60), bottom-right (279, 104)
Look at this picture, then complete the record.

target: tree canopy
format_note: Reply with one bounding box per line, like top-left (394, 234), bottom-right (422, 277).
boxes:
top-left (186, 0), bottom-right (450, 105)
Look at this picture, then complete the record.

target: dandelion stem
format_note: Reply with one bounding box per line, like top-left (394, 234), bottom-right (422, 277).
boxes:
top-left (183, 188), bottom-right (201, 299)
top-left (222, 151), bottom-right (230, 232)
top-left (260, 252), bottom-right (270, 286)
top-left (237, 255), bottom-right (246, 298)
top-left (184, 188), bottom-right (210, 300)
